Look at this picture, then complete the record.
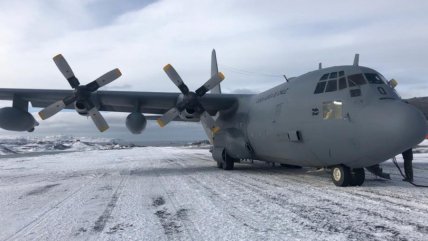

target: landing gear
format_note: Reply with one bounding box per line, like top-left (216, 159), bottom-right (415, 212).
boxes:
top-left (350, 168), bottom-right (365, 186)
top-left (331, 165), bottom-right (351, 187)
top-left (331, 165), bottom-right (365, 187)
top-left (222, 151), bottom-right (235, 170)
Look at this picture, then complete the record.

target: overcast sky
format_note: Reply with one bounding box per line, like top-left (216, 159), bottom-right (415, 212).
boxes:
top-left (1, 0), bottom-right (428, 140)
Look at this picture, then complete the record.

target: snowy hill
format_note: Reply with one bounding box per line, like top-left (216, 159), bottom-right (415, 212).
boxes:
top-left (0, 136), bottom-right (133, 155)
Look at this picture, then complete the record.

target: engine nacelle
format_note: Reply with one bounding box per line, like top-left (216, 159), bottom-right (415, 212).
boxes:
top-left (75, 101), bottom-right (89, 116)
top-left (126, 112), bottom-right (147, 134)
top-left (0, 107), bottom-right (38, 132)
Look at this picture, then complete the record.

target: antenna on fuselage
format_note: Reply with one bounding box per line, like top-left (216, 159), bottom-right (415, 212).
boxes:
top-left (283, 74), bottom-right (289, 82)
top-left (318, 62), bottom-right (322, 70)
top-left (353, 54), bottom-right (359, 66)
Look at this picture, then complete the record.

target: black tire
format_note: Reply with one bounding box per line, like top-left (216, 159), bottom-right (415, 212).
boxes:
top-left (222, 151), bottom-right (235, 170)
top-left (350, 168), bottom-right (365, 186)
top-left (331, 165), bottom-right (351, 187)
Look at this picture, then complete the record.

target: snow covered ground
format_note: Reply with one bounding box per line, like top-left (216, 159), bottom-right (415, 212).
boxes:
top-left (0, 139), bottom-right (428, 241)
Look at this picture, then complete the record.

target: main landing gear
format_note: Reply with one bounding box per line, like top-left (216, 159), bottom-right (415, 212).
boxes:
top-left (216, 151), bottom-right (235, 170)
top-left (331, 165), bottom-right (365, 187)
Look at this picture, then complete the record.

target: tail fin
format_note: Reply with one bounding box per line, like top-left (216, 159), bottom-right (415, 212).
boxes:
top-left (210, 49), bottom-right (222, 94)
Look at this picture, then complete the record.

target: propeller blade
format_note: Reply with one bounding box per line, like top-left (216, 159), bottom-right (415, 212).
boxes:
top-left (39, 100), bottom-right (66, 120)
top-left (86, 68), bottom-right (122, 92)
top-left (163, 64), bottom-right (189, 94)
top-left (88, 107), bottom-right (109, 132)
top-left (156, 107), bottom-right (180, 127)
top-left (195, 72), bottom-right (225, 97)
top-left (200, 111), bottom-right (220, 134)
top-left (53, 54), bottom-right (80, 88)
top-left (38, 95), bottom-right (76, 120)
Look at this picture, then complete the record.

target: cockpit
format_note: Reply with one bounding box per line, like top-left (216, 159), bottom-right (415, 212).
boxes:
top-left (313, 71), bottom-right (387, 95)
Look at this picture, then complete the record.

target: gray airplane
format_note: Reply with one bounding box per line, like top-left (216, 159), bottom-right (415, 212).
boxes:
top-left (0, 51), bottom-right (427, 187)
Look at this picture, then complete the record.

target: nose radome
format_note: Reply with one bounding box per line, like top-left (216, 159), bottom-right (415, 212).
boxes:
top-left (357, 101), bottom-right (427, 163)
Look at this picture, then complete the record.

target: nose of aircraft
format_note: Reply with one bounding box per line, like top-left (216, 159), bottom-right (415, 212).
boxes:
top-left (357, 100), bottom-right (427, 164)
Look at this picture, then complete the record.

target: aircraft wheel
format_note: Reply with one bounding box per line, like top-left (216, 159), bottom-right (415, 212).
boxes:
top-left (222, 151), bottom-right (235, 170)
top-left (331, 165), bottom-right (351, 187)
top-left (350, 168), bottom-right (365, 186)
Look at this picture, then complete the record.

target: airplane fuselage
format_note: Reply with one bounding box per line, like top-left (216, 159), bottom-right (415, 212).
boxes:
top-left (215, 65), bottom-right (427, 168)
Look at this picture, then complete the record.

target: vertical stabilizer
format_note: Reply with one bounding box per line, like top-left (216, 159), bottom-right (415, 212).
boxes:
top-left (353, 53), bottom-right (359, 66)
top-left (210, 49), bottom-right (222, 94)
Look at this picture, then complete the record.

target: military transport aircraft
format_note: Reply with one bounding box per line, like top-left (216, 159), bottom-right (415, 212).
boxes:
top-left (0, 50), bottom-right (427, 187)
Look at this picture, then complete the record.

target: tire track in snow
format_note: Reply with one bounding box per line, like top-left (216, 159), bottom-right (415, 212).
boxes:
top-left (150, 159), bottom-right (198, 241)
top-left (92, 175), bottom-right (126, 232)
top-left (169, 155), bottom-right (426, 240)
top-left (162, 157), bottom-right (305, 239)
top-left (229, 167), bottom-right (428, 239)
top-left (3, 173), bottom-right (103, 241)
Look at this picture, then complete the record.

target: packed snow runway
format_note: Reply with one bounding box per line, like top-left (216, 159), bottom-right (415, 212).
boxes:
top-left (1, 144), bottom-right (428, 241)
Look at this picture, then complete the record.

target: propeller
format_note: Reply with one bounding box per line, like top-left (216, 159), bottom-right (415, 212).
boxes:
top-left (157, 64), bottom-right (224, 134)
top-left (38, 54), bottom-right (121, 132)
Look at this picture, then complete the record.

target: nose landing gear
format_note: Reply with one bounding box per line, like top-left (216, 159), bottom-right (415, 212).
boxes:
top-left (331, 165), bottom-right (365, 187)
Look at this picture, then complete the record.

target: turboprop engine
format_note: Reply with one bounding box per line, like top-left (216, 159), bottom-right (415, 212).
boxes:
top-left (126, 112), bottom-right (147, 134)
top-left (0, 107), bottom-right (38, 132)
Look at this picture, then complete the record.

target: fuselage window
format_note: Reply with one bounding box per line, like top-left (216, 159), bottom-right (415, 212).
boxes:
top-left (348, 74), bottom-right (366, 87)
top-left (325, 79), bottom-right (337, 92)
top-left (320, 73), bottom-right (329, 81)
top-left (339, 77), bottom-right (347, 90)
top-left (364, 73), bottom-right (384, 84)
top-left (314, 81), bottom-right (327, 94)
top-left (329, 72), bottom-right (337, 79)
top-left (339, 71), bottom-right (345, 77)
top-left (323, 101), bottom-right (343, 120)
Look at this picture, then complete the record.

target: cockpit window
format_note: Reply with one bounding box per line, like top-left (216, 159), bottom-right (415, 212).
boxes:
top-left (325, 79), bottom-right (337, 92)
top-left (314, 81), bottom-right (327, 94)
top-left (364, 73), bottom-right (384, 84)
top-left (320, 73), bottom-right (329, 81)
top-left (314, 71), bottom-right (348, 94)
top-left (348, 74), bottom-right (366, 87)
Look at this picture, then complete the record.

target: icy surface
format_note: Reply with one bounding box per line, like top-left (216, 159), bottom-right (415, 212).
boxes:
top-left (0, 142), bottom-right (427, 240)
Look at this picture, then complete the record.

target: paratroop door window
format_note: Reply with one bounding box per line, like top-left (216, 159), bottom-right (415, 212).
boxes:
top-left (323, 101), bottom-right (343, 120)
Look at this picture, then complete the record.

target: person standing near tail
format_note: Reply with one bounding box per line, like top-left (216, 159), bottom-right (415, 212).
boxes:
top-left (402, 148), bottom-right (413, 182)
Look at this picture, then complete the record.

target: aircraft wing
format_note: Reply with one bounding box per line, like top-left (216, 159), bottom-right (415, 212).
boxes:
top-left (406, 97), bottom-right (428, 119)
top-left (0, 88), bottom-right (240, 115)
